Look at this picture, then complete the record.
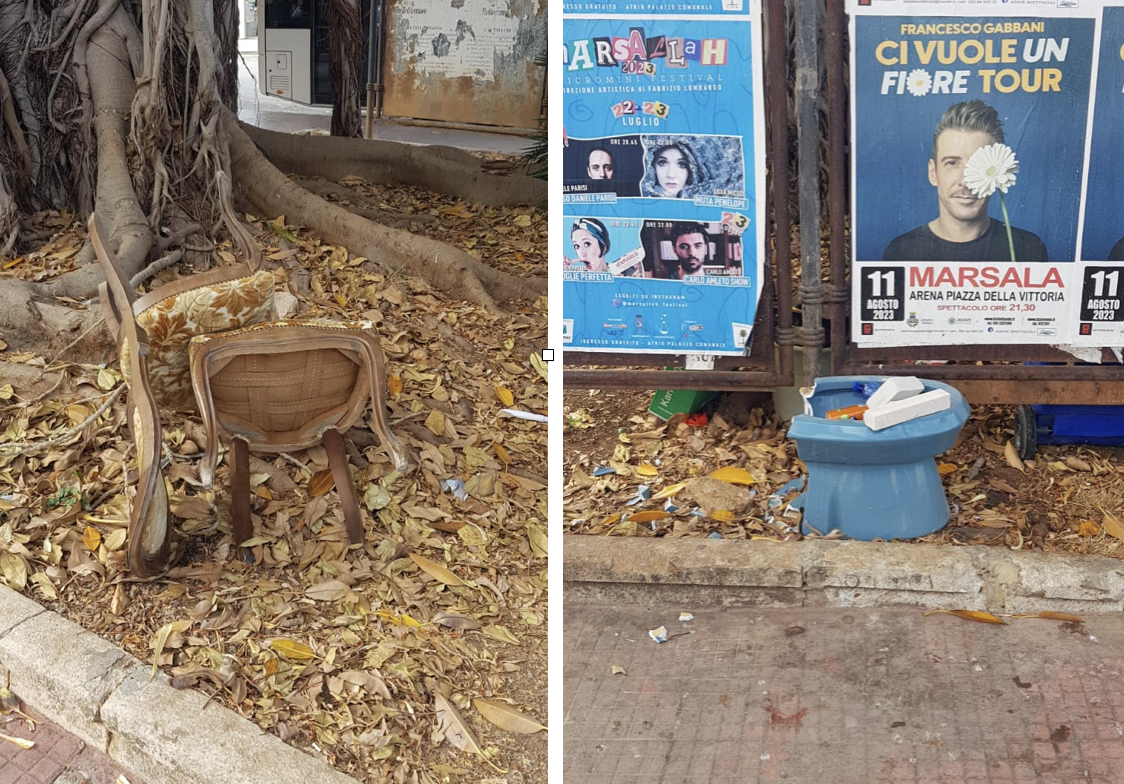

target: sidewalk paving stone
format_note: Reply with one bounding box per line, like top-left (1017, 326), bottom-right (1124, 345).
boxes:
top-left (0, 707), bottom-right (141, 784)
top-left (564, 602), bottom-right (1124, 783)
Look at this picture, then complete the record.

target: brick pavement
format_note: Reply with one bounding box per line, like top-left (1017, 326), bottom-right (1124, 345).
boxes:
top-left (564, 603), bottom-right (1124, 783)
top-left (0, 707), bottom-right (140, 784)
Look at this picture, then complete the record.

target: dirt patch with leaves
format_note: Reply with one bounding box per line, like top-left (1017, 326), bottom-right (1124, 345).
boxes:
top-left (0, 181), bottom-right (548, 784)
top-left (563, 388), bottom-right (1124, 559)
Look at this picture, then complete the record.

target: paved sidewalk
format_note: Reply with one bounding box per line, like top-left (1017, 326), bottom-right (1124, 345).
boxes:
top-left (0, 707), bottom-right (139, 784)
top-left (564, 603), bottom-right (1124, 783)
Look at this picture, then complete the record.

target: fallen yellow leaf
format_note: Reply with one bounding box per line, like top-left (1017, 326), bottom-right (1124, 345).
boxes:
top-left (1078, 520), bottom-right (1101, 537)
top-left (923, 609), bottom-right (1006, 625)
top-left (270, 638), bottom-right (316, 660)
top-left (0, 732), bottom-right (33, 749)
top-left (709, 466), bottom-right (755, 485)
top-left (937, 463), bottom-right (958, 476)
top-left (636, 464), bottom-right (659, 477)
top-left (387, 375), bottom-right (403, 396)
top-left (495, 386), bottom-right (515, 406)
top-left (651, 481), bottom-right (689, 501)
top-left (1011, 612), bottom-right (1084, 623)
top-left (494, 443), bottom-right (511, 467)
top-left (83, 526), bottom-right (101, 552)
top-left (628, 511), bottom-right (670, 523)
top-left (409, 552), bottom-right (466, 586)
top-left (711, 510), bottom-right (736, 522)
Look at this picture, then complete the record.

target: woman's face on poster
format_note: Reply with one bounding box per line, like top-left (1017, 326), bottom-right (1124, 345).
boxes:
top-left (654, 146), bottom-right (689, 197)
top-left (572, 228), bottom-right (606, 269)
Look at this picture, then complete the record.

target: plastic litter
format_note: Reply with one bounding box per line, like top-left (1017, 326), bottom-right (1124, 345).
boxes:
top-left (708, 531), bottom-right (723, 539)
top-left (500, 409), bottom-right (548, 423)
top-left (853, 381), bottom-right (882, 401)
top-left (625, 485), bottom-right (651, 507)
top-left (439, 478), bottom-right (468, 501)
top-left (679, 612), bottom-right (694, 622)
top-left (649, 626), bottom-right (669, 643)
top-left (663, 500), bottom-right (680, 513)
top-left (592, 466), bottom-right (616, 477)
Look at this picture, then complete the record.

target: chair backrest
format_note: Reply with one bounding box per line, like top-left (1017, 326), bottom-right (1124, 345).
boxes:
top-left (189, 320), bottom-right (410, 486)
top-left (97, 261), bottom-right (278, 412)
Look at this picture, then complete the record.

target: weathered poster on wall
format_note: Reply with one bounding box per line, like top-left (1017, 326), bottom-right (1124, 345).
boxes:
top-left (560, 0), bottom-right (766, 356)
top-left (1071, 3), bottom-right (1124, 346)
top-left (849, 0), bottom-right (1097, 346)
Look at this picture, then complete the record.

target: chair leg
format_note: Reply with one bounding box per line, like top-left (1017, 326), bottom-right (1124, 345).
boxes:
top-left (230, 437), bottom-right (253, 555)
top-left (323, 428), bottom-right (364, 545)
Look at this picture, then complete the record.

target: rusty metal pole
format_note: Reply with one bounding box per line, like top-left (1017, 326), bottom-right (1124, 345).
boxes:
top-left (364, 0), bottom-right (377, 139)
top-left (826, 0), bottom-right (847, 366)
top-left (795, 0), bottom-right (825, 387)
top-left (766, 0), bottom-right (795, 386)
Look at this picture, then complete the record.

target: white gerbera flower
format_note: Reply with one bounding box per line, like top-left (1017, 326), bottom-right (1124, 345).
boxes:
top-left (906, 69), bottom-right (932, 97)
top-left (964, 143), bottom-right (1019, 198)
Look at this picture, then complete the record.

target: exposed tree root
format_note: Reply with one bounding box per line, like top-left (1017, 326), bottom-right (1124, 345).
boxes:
top-left (0, 0), bottom-right (543, 362)
top-left (226, 111), bottom-right (544, 310)
top-left (293, 177), bottom-right (438, 228)
top-left (241, 124), bottom-right (546, 208)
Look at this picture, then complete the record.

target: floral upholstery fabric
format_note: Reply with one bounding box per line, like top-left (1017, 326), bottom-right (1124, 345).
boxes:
top-left (187, 318), bottom-right (377, 352)
top-left (120, 271), bottom-right (278, 411)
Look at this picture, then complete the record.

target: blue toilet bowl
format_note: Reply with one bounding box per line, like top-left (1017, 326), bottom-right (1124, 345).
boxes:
top-left (787, 376), bottom-right (970, 540)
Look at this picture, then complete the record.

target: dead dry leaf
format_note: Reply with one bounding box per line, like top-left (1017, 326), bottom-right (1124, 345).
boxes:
top-left (708, 466), bottom-right (755, 485)
top-left (305, 580), bottom-right (350, 602)
top-left (1004, 440), bottom-right (1026, 473)
top-left (923, 609), bottom-right (1006, 625)
top-left (270, 638), bottom-right (316, 661)
top-left (434, 691), bottom-right (489, 762)
top-left (651, 481), bottom-right (689, 501)
top-left (1011, 612), bottom-right (1084, 623)
top-left (410, 552), bottom-right (466, 586)
top-left (0, 732), bottom-right (33, 749)
top-left (473, 699), bottom-right (547, 734)
top-left (83, 526), bottom-right (101, 552)
top-left (309, 470), bottom-right (335, 497)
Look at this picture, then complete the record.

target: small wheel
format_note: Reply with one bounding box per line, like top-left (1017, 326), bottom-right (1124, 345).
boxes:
top-left (1014, 405), bottom-right (1037, 461)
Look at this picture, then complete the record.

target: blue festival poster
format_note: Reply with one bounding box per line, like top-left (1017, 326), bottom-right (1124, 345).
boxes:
top-left (1072, 4), bottom-right (1124, 345)
top-left (560, 0), bottom-right (766, 356)
top-left (849, 1), bottom-right (1097, 346)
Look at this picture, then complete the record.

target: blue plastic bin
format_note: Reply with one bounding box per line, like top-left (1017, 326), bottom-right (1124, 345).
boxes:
top-left (787, 376), bottom-right (970, 540)
top-left (1013, 362), bottom-right (1124, 459)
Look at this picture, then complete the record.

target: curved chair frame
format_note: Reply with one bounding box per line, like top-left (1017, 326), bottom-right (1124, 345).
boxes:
top-left (89, 214), bottom-right (172, 576)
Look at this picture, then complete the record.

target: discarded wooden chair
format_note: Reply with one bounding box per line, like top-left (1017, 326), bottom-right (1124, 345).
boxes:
top-left (188, 320), bottom-right (409, 550)
top-left (91, 212), bottom-right (407, 576)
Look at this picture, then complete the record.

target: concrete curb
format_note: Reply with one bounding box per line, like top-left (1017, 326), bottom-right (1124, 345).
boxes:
top-left (0, 586), bottom-right (358, 784)
top-left (563, 537), bottom-right (1124, 613)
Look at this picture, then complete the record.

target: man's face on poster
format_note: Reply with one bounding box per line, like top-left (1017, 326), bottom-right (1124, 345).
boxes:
top-left (587, 150), bottom-right (614, 180)
top-left (674, 232), bottom-right (707, 275)
top-left (928, 129), bottom-right (994, 226)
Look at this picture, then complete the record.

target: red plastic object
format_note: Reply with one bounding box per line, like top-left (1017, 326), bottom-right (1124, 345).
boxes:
top-left (685, 413), bottom-right (709, 427)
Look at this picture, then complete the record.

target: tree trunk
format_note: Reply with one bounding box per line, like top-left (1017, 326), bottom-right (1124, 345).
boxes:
top-left (327, 0), bottom-right (362, 137)
top-left (0, 0), bottom-right (543, 360)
